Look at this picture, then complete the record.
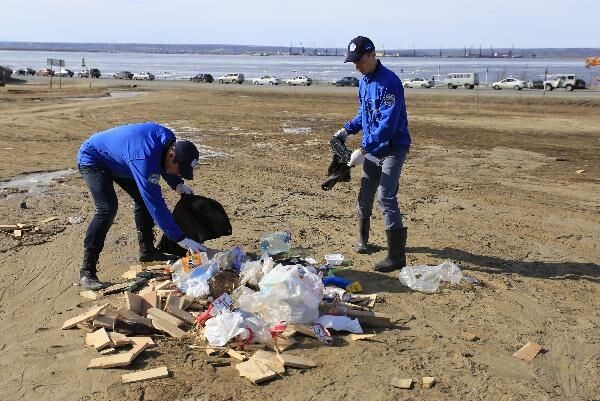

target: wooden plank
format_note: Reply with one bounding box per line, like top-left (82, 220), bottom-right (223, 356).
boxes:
top-left (276, 353), bottom-right (317, 369)
top-left (122, 366), bottom-right (169, 384)
top-left (107, 332), bottom-right (133, 347)
top-left (391, 378), bottom-right (414, 389)
top-left (40, 216), bottom-right (59, 224)
top-left (250, 350), bottom-right (285, 374)
top-left (164, 293), bottom-right (181, 311)
top-left (88, 343), bottom-right (147, 369)
top-left (130, 336), bottom-right (157, 349)
top-left (99, 282), bottom-right (133, 296)
top-left (13, 230), bottom-right (22, 238)
top-left (85, 328), bottom-right (112, 350)
top-left (236, 359), bottom-right (277, 384)
top-left (274, 336), bottom-right (297, 352)
top-left (141, 290), bottom-right (158, 309)
top-left (154, 280), bottom-right (173, 291)
top-left (16, 223), bottom-right (33, 229)
top-left (93, 315), bottom-right (116, 330)
top-left (345, 310), bottom-right (392, 328)
top-left (422, 376), bottom-right (436, 388)
top-left (349, 334), bottom-right (377, 342)
top-left (147, 307), bottom-right (184, 327)
top-left (62, 304), bottom-right (110, 330)
top-left (116, 307), bottom-right (153, 326)
top-left (513, 342), bottom-right (542, 362)
top-left (282, 324), bottom-right (317, 339)
top-left (151, 318), bottom-right (187, 339)
top-left (0, 225), bottom-right (19, 232)
top-left (164, 306), bottom-right (195, 325)
top-left (226, 349), bottom-right (248, 361)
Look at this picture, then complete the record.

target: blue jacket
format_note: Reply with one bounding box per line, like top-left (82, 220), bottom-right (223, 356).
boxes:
top-left (77, 122), bottom-right (185, 242)
top-left (343, 61), bottom-right (411, 156)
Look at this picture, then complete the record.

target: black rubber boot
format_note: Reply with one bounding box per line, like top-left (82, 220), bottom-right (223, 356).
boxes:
top-left (77, 250), bottom-right (106, 290)
top-left (137, 229), bottom-right (175, 263)
top-left (353, 218), bottom-right (371, 254)
top-left (374, 227), bottom-right (408, 272)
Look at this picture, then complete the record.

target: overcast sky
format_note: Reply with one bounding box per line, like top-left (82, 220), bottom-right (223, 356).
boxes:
top-left (2, 0), bottom-right (598, 48)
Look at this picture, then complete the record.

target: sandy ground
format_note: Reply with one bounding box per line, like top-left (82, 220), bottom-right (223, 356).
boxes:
top-left (0, 80), bottom-right (598, 401)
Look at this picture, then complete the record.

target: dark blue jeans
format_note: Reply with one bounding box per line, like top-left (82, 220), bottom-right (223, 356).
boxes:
top-left (79, 165), bottom-right (154, 254)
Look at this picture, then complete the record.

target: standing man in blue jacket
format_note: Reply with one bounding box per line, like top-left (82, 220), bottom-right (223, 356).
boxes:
top-left (334, 36), bottom-right (411, 272)
top-left (76, 122), bottom-right (207, 289)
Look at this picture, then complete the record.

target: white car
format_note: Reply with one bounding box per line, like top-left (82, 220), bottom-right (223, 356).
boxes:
top-left (253, 75), bottom-right (281, 85)
top-left (133, 72), bottom-right (155, 80)
top-left (403, 77), bottom-right (433, 88)
top-left (54, 69), bottom-right (74, 77)
top-left (492, 78), bottom-right (526, 90)
top-left (218, 73), bottom-right (244, 84)
top-left (285, 76), bottom-right (312, 86)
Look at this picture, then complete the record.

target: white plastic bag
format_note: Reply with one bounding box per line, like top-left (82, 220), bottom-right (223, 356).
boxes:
top-left (234, 287), bottom-right (293, 326)
top-left (204, 310), bottom-right (246, 346)
top-left (317, 315), bottom-right (363, 334)
top-left (399, 260), bottom-right (463, 293)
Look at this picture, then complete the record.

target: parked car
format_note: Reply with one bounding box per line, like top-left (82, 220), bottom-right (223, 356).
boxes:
top-left (543, 74), bottom-right (586, 91)
top-left (443, 72), bottom-right (479, 89)
top-left (36, 68), bottom-right (54, 76)
top-left (218, 73), bottom-right (244, 84)
top-left (78, 68), bottom-right (101, 78)
top-left (54, 69), bottom-right (74, 77)
top-left (403, 77), bottom-right (434, 88)
top-left (527, 80), bottom-right (544, 89)
top-left (253, 75), bottom-right (281, 85)
top-left (132, 72), bottom-right (155, 81)
top-left (333, 76), bottom-right (359, 87)
top-left (190, 73), bottom-right (214, 83)
top-left (492, 78), bottom-right (527, 90)
top-left (16, 67), bottom-right (36, 76)
top-left (113, 71), bottom-right (134, 80)
top-left (286, 76), bottom-right (313, 86)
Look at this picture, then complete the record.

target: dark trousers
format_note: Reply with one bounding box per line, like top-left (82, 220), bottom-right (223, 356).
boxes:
top-left (79, 165), bottom-right (153, 255)
top-left (357, 147), bottom-right (408, 230)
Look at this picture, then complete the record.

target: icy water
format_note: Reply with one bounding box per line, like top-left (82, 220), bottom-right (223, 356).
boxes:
top-left (1, 50), bottom-right (594, 84)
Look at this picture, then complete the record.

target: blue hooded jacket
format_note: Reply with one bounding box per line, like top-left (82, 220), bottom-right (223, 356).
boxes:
top-left (77, 122), bottom-right (185, 242)
top-left (343, 61), bottom-right (411, 155)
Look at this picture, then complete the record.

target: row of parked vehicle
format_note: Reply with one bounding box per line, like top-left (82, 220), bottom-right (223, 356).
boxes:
top-left (15, 67), bottom-right (102, 78)
top-left (189, 73), bottom-right (316, 86)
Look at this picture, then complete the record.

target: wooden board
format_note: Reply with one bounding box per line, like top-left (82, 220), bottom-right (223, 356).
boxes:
top-left (276, 353), bottom-right (317, 369)
top-left (422, 376), bottom-right (436, 388)
top-left (130, 336), bottom-right (157, 349)
top-left (141, 291), bottom-right (158, 310)
top-left (226, 349), bottom-right (248, 361)
top-left (282, 324), bottom-right (317, 339)
top-left (13, 230), bottom-right (22, 238)
top-left (513, 342), bottom-right (542, 362)
top-left (85, 328), bottom-right (112, 350)
top-left (151, 318), bottom-right (187, 339)
top-left (391, 377), bottom-right (414, 389)
top-left (62, 304), bottom-right (110, 330)
top-left (147, 307), bottom-right (184, 328)
top-left (122, 366), bottom-right (169, 384)
top-left (0, 225), bottom-right (19, 231)
top-left (88, 343), bottom-right (147, 369)
top-left (164, 306), bottom-right (196, 325)
top-left (107, 332), bottom-right (133, 347)
top-left (235, 359), bottom-right (277, 384)
top-left (349, 334), bottom-right (377, 341)
top-left (345, 310), bottom-right (392, 328)
top-left (93, 315), bottom-right (116, 330)
top-left (116, 307), bottom-right (154, 326)
top-left (250, 350), bottom-right (285, 374)
top-left (274, 336), bottom-right (297, 352)
top-left (40, 216), bottom-right (59, 224)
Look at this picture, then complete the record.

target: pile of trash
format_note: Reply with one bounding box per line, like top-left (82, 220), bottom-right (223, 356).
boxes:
top-left (62, 231), bottom-right (390, 385)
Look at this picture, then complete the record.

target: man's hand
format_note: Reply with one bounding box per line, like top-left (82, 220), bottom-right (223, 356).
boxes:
top-left (333, 128), bottom-right (348, 142)
top-left (177, 238), bottom-right (207, 254)
top-left (347, 149), bottom-right (365, 167)
top-left (176, 183), bottom-right (194, 195)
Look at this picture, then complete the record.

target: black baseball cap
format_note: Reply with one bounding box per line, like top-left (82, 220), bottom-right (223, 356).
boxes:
top-left (345, 36), bottom-right (376, 63)
top-left (174, 140), bottom-right (200, 180)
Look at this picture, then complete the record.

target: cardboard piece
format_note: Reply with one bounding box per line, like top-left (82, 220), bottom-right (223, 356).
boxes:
top-left (513, 342), bottom-right (542, 362)
top-left (122, 366), bottom-right (169, 384)
top-left (88, 343), bottom-right (147, 369)
top-left (236, 359), bottom-right (277, 384)
top-left (276, 353), bottom-right (317, 369)
top-left (391, 378), bottom-right (414, 389)
top-left (62, 304), bottom-right (110, 330)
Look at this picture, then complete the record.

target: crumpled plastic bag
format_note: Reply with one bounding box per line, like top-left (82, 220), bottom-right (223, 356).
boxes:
top-left (239, 256), bottom-right (275, 288)
top-left (399, 260), bottom-right (464, 293)
top-left (204, 310), bottom-right (246, 346)
top-left (317, 315), bottom-right (363, 333)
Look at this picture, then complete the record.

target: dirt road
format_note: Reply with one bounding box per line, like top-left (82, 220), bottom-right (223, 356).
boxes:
top-left (0, 80), bottom-right (598, 401)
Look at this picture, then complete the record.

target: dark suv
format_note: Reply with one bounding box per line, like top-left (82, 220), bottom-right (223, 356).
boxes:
top-left (113, 71), bottom-right (133, 79)
top-left (191, 73), bottom-right (214, 83)
top-left (334, 77), bottom-right (359, 87)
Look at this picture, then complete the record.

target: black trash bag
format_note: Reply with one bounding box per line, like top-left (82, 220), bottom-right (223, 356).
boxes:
top-left (322, 137), bottom-right (352, 191)
top-left (158, 194), bottom-right (232, 257)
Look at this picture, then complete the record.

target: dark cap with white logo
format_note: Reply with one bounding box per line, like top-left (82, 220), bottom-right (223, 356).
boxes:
top-left (174, 140), bottom-right (200, 180)
top-left (345, 36), bottom-right (376, 63)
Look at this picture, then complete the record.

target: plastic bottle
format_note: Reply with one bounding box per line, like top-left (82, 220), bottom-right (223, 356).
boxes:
top-left (259, 231), bottom-right (292, 255)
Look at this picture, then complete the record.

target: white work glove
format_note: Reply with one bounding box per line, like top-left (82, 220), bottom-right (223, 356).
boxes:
top-left (177, 238), bottom-right (207, 254)
top-left (333, 128), bottom-right (348, 142)
top-left (347, 149), bottom-right (365, 167)
top-left (176, 183), bottom-right (194, 195)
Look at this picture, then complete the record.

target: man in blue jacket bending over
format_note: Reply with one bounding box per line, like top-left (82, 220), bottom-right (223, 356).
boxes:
top-left (334, 36), bottom-right (411, 272)
top-left (76, 122), bottom-right (206, 289)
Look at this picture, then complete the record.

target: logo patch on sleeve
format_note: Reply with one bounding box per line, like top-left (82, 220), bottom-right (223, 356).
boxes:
top-left (148, 173), bottom-right (160, 185)
top-left (383, 93), bottom-right (396, 107)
